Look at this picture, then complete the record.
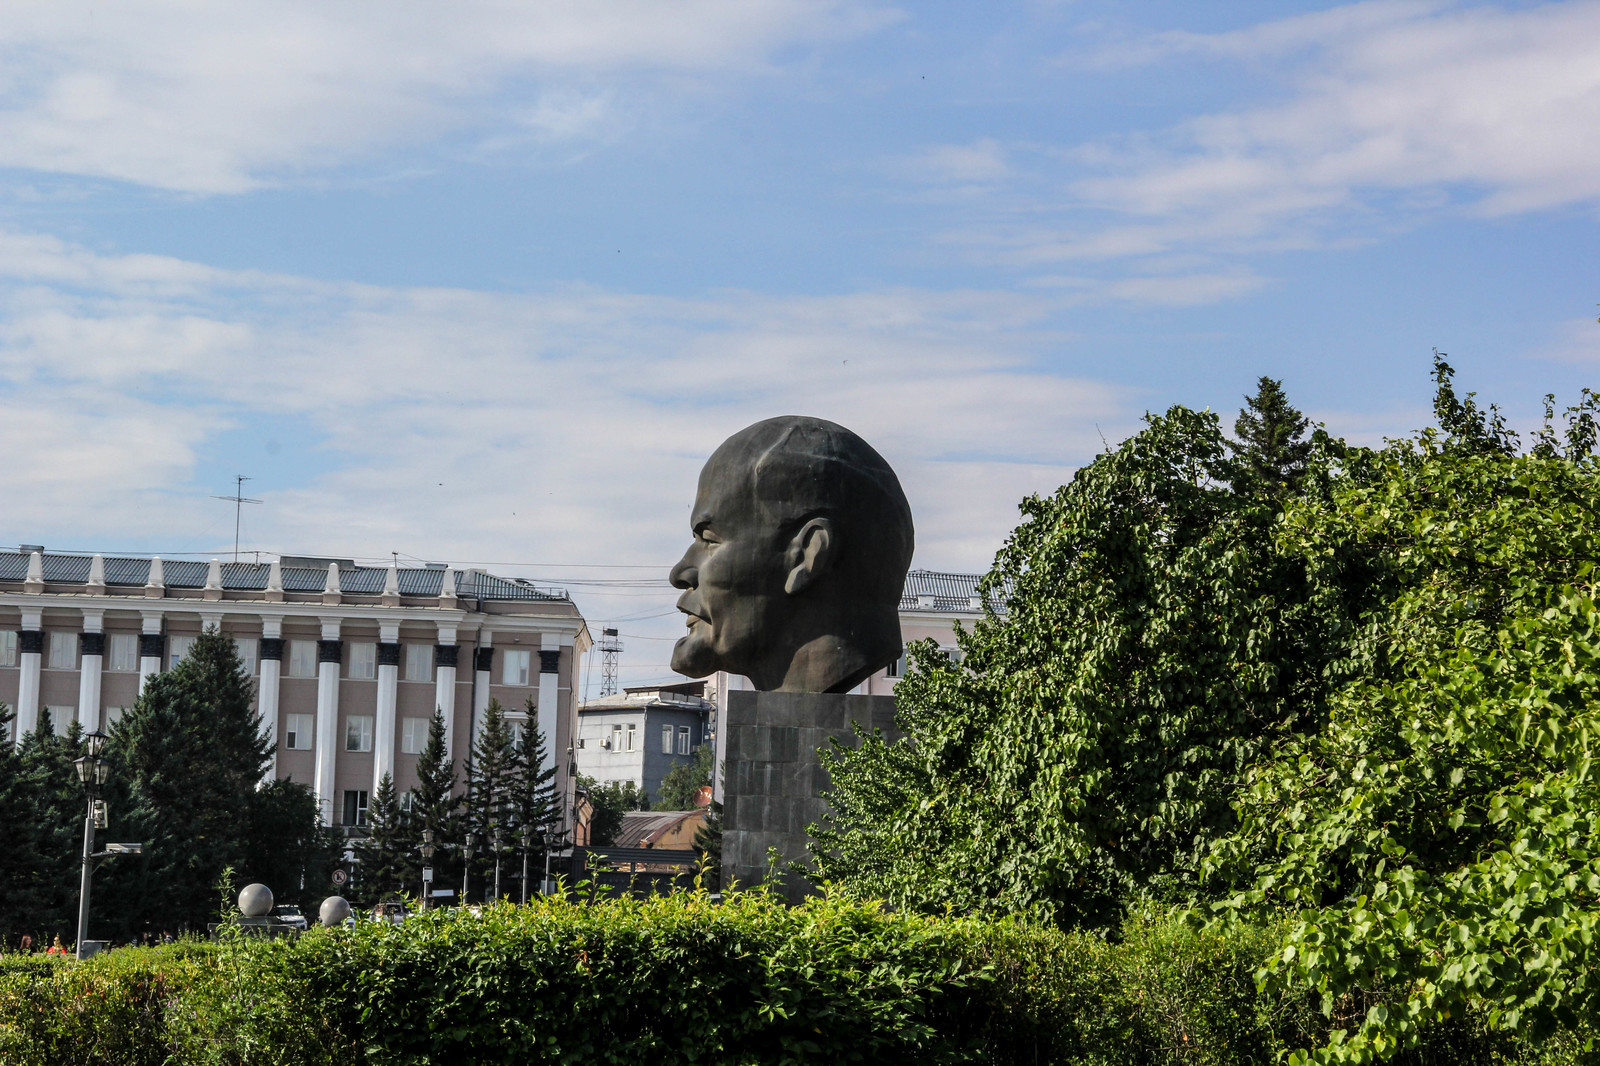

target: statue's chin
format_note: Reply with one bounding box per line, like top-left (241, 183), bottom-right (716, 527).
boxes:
top-left (670, 636), bottom-right (716, 680)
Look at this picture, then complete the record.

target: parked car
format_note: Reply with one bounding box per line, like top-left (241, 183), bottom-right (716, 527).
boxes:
top-left (371, 901), bottom-right (408, 925)
top-left (272, 905), bottom-right (308, 931)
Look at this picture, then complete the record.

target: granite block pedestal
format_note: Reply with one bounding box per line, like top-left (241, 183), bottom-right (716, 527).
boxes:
top-left (721, 689), bottom-right (901, 903)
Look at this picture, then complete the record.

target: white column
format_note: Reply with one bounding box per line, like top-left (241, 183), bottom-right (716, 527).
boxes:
top-left (15, 608), bottom-right (42, 743)
top-left (537, 635), bottom-right (560, 776)
top-left (435, 623), bottom-right (458, 761)
top-left (77, 610), bottom-right (105, 734)
top-left (373, 622), bottom-right (399, 795)
top-left (314, 618), bottom-right (342, 825)
top-left (472, 631), bottom-right (492, 743)
top-left (138, 612), bottom-right (164, 692)
top-left (259, 618), bottom-right (283, 783)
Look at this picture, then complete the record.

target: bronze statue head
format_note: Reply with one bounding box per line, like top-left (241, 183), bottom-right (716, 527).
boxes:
top-left (669, 415), bottom-right (914, 693)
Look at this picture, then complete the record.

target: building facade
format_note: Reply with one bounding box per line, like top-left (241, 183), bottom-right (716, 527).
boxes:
top-left (0, 549), bottom-right (590, 832)
top-left (574, 681), bottom-right (714, 801)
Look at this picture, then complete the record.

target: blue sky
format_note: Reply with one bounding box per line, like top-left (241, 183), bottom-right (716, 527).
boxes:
top-left (2, 0), bottom-right (1597, 687)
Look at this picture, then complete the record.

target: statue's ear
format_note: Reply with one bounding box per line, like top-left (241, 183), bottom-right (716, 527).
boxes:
top-left (783, 517), bottom-right (836, 595)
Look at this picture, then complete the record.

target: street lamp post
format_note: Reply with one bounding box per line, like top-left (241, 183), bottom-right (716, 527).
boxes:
top-left (541, 823), bottom-right (555, 898)
top-left (462, 833), bottom-right (476, 905)
top-left (420, 829), bottom-right (436, 912)
top-left (518, 824), bottom-right (532, 905)
top-left (73, 731), bottom-right (109, 961)
top-left (491, 824), bottom-right (504, 902)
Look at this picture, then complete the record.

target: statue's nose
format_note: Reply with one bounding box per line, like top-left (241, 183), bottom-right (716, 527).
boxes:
top-left (669, 550), bottom-right (696, 590)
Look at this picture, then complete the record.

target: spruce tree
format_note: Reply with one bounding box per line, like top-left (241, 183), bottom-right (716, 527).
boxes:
top-left (351, 773), bottom-right (413, 906)
top-left (103, 628), bottom-right (273, 933)
top-left (410, 708), bottom-right (462, 893)
top-left (507, 701), bottom-right (561, 895)
top-left (1228, 375), bottom-right (1313, 496)
top-left (464, 699), bottom-right (519, 898)
top-left (0, 703), bottom-right (50, 944)
top-left (11, 713), bottom-right (82, 943)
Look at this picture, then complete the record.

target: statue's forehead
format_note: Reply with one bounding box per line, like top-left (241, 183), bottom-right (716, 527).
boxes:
top-left (692, 449), bottom-right (757, 527)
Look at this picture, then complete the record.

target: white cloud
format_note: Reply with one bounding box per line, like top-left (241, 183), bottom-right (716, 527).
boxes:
top-left (931, 1), bottom-right (1600, 265)
top-left (0, 229), bottom-right (1126, 580)
top-left (0, 1), bottom-right (896, 192)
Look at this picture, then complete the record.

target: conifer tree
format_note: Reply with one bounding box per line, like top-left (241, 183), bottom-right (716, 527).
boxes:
top-left (102, 629), bottom-right (279, 933)
top-left (11, 713), bottom-right (83, 942)
top-left (351, 773), bottom-right (412, 906)
top-left (409, 708), bottom-right (461, 891)
top-left (0, 702), bottom-right (50, 944)
top-left (507, 700), bottom-right (561, 894)
top-left (464, 699), bottom-right (518, 897)
top-left (1228, 375), bottom-right (1314, 496)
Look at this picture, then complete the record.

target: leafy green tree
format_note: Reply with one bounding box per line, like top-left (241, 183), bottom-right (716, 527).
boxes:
top-left (813, 404), bottom-right (1361, 928)
top-left (1431, 350), bottom-right (1519, 455)
top-left (1229, 375), bottom-right (1314, 496)
top-left (578, 775), bottom-right (647, 847)
top-left (1205, 403), bottom-right (1600, 1064)
top-left (655, 744), bottom-right (714, 811)
top-left (351, 774), bottom-right (412, 906)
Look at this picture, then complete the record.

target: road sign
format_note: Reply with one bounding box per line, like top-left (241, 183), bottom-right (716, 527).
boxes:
top-left (331, 868), bottom-right (348, 886)
top-left (422, 866), bottom-right (434, 882)
top-left (431, 889), bottom-right (455, 898)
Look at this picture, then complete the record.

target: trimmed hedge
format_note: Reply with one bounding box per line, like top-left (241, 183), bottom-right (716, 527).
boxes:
top-left (0, 894), bottom-right (1585, 1065)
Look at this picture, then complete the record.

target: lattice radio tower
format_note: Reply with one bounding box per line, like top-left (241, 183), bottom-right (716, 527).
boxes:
top-left (599, 627), bottom-right (623, 697)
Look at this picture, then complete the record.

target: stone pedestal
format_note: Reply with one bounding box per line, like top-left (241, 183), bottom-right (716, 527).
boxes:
top-left (721, 689), bottom-right (901, 903)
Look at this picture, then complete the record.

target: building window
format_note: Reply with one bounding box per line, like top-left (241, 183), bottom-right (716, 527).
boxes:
top-left (342, 790), bottom-right (369, 827)
top-left (234, 637), bottom-right (259, 675)
top-left (105, 707), bottom-right (127, 728)
top-left (285, 713), bottom-right (313, 750)
top-left (625, 723), bottom-right (636, 751)
top-left (502, 649), bottom-right (531, 686)
top-left (348, 642), bottom-right (376, 680)
top-left (44, 706), bottom-right (75, 734)
top-left (167, 635), bottom-right (197, 671)
top-left (508, 718), bottom-right (526, 747)
top-left (345, 715), bottom-right (374, 753)
top-left (610, 725), bottom-right (622, 751)
top-left (661, 723), bottom-right (673, 754)
top-left (886, 654), bottom-right (906, 678)
top-left (404, 643), bottom-right (432, 682)
top-left (399, 790), bottom-right (416, 814)
top-left (288, 640), bottom-right (317, 678)
top-left (401, 716), bottom-right (426, 754)
top-left (0, 630), bottom-right (16, 667)
top-left (107, 634), bottom-right (137, 672)
top-left (677, 725), bottom-right (691, 755)
top-left (47, 632), bottom-right (76, 670)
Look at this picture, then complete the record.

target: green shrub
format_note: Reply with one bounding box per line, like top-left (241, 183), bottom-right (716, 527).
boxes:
top-left (0, 898), bottom-right (1583, 1065)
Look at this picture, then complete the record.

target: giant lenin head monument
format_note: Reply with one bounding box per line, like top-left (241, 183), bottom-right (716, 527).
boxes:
top-left (669, 415), bottom-right (914, 695)
top-left (668, 415), bottom-right (915, 901)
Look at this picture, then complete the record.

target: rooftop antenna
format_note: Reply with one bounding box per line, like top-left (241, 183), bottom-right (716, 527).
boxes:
top-left (599, 627), bottom-right (623, 697)
top-left (211, 476), bottom-right (262, 562)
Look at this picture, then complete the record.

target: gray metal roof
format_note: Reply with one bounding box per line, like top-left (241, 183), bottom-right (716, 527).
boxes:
top-left (0, 551), bottom-right (568, 602)
top-left (898, 569), bottom-right (1002, 613)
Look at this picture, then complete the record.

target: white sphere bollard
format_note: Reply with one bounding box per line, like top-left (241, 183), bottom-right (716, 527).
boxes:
top-left (238, 883), bottom-right (274, 918)
top-left (319, 896), bottom-right (353, 927)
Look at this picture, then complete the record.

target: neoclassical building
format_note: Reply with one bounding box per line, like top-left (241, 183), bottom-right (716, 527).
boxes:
top-left (0, 548), bottom-right (590, 831)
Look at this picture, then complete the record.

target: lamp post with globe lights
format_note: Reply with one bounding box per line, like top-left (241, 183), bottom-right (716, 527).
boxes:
top-left (72, 730), bottom-right (110, 960)
top-left (518, 824), bottom-right (532, 905)
top-left (491, 824), bottom-right (504, 902)
top-left (420, 829), bottom-right (436, 911)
